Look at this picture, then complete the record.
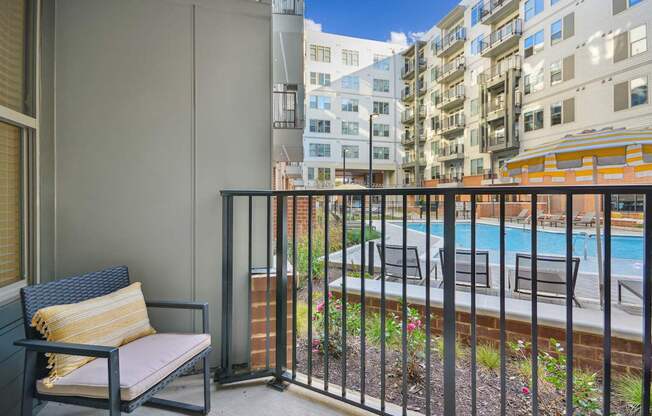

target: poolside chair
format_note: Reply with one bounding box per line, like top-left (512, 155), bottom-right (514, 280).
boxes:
top-left (617, 279), bottom-right (643, 304)
top-left (510, 253), bottom-right (582, 307)
top-left (573, 212), bottom-right (596, 227)
top-left (438, 248), bottom-right (490, 288)
top-left (509, 209), bottom-right (529, 223)
top-left (542, 214), bottom-right (565, 227)
top-left (381, 244), bottom-right (437, 284)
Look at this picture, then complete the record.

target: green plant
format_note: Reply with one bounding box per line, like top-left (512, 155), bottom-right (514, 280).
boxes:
top-left (295, 301), bottom-right (309, 336)
top-left (615, 374), bottom-right (646, 412)
top-left (365, 312), bottom-right (402, 349)
top-left (405, 307), bottom-right (427, 381)
top-left (476, 343), bottom-right (500, 372)
top-left (346, 227), bottom-right (381, 246)
top-left (311, 293), bottom-right (362, 356)
top-left (434, 337), bottom-right (466, 360)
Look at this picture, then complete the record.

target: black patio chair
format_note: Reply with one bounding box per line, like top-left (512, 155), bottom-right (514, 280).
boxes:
top-left (380, 244), bottom-right (437, 284)
top-left (14, 265), bottom-right (211, 415)
top-left (439, 248), bottom-right (491, 288)
top-left (511, 253), bottom-right (582, 307)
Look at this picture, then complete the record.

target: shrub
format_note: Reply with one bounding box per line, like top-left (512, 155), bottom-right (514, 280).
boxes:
top-left (405, 307), bottom-right (427, 382)
top-left (365, 312), bottom-right (402, 349)
top-left (476, 343), bottom-right (500, 372)
top-left (311, 293), bottom-right (362, 357)
top-left (615, 374), bottom-right (646, 412)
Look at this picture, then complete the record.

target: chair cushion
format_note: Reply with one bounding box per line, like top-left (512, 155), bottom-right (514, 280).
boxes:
top-left (36, 333), bottom-right (210, 401)
top-left (31, 282), bottom-right (156, 386)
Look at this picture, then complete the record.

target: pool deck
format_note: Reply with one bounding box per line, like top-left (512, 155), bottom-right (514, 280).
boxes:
top-left (328, 219), bottom-right (644, 313)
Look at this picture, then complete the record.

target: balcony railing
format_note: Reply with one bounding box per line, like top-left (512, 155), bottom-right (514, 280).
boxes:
top-left (479, 19), bottom-right (522, 57)
top-left (441, 144), bottom-right (465, 157)
top-left (435, 27), bottom-right (466, 56)
top-left (401, 87), bottom-right (415, 102)
top-left (273, 90), bottom-right (300, 128)
top-left (439, 85), bottom-right (465, 110)
top-left (219, 184), bottom-right (652, 416)
top-left (478, 54), bottom-right (521, 85)
top-left (435, 56), bottom-right (466, 83)
top-left (272, 0), bottom-right (304, 15)
top-left (477, 0), bottom-right (519, 24)
top-left (440, 112), bottom-right (465, 134)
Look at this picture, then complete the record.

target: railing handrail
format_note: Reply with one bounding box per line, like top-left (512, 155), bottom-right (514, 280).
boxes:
top-left (272, 0), bottom-right (304, 15)
top-left (478, 55), bottom-right (522, 84)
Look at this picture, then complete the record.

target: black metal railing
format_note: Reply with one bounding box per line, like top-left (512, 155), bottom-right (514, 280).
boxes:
top-left (273, 90), bottom-right (299, 128)
top-left (217, 185), bottom-right (652, 416)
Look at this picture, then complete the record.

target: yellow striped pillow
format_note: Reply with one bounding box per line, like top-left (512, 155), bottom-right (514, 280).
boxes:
top-left (31, 282), bottom-right (156, 386)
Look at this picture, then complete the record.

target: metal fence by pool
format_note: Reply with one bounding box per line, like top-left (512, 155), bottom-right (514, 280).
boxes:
top-left (216, 185), bottom-right (652, 416)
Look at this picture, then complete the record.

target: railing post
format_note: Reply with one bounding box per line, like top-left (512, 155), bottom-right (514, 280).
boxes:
top-left (218, 194), bottom-right (234, 382)
top-left (271, 195), bottom-right (288, 390)
top-left (443, 192), bottom-right (456, 416)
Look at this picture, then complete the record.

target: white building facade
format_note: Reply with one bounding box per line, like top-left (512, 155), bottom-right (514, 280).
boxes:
top-left (303, 30), bottom-right (405, 188)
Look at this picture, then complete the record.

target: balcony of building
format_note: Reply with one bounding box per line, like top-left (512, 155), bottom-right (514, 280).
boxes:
top-left (435, 56), bottom-right (466, 84)
top-left (439, 111), bottom-right (466, 136)
top-left (401, 60), bottom-right (416, 80)
top-left (272, 0), bottom-right (304, 15)
top-left (477, 0), bottom-right (520, 25)
top-left (417, 79), bottom-right (428, 96)
top-left (483, 124), bottom-right (520, 153)
top-left (439, 143), bottom-right (465, 161)
top-left (485, 94), bottom-right (507, 122)
top-left (401, 130), bottom-right (416, 146)
top-left (480, 18), bottom-right (522, 58)
top-left (401, 108), bottom-right (416, 124)
top-left (438, 85), bottom-right (466, 112)
top-left (437, 172), bottom-right (465, 187)
top-left (478, 54), bottom-right (522, 89)
top-left (435, 27), bottom-right (466, 57)
top-left (401, 85), bottom-right (415, 102)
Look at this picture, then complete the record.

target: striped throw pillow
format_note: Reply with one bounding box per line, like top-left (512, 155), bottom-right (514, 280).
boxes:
top-left (31, 282), bottom-right (156, 386)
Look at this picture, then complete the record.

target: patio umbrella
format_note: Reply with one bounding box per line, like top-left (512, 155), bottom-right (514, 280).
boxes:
top-left (504, 128), bottom-right (652, 307)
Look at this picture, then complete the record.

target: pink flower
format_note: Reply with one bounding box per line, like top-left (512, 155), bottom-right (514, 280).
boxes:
top-left (312, 348), bottom-right (320, 353)
top-left (312, 339), bottom-right (320, 347)
top-left (416, 319), bottom-right (422, 328)
top-left (316, 301), bottom-right (324, 313)
top-left (521, 386), bottom-right (530, 395)
top-left (407, 322), bottom-right (417, 332)
top-left (328, 292), bottom-right (333, 299)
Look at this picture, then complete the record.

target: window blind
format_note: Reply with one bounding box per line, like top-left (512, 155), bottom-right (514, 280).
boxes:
top-left (0, 121), bottom-right (21, 287)
top-left (0, 0), bottom-right (26, 113)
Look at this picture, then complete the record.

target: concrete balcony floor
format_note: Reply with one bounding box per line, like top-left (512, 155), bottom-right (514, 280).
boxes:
top-left (40, 376), bottom-right (366, 416)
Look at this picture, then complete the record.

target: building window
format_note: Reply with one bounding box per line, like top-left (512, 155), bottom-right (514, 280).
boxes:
top-left (470, 99), bottom-right (480, 116)
top-left (373, 124), bottom-right (390, 137)
top-left (629, 0), bottom-right (643, 6)
top-left (309, 44), bottom-right (331, 62)
top-left (612, 194), bottom-right (644, 212)
top-left (342, 145), bottom-right (359, 158)
top-left (309, 95), bottom-right (331, 110)
top-left (309, 120), bottom-right (331, 134)
top-left (341, 98), bottom-right (359, 112)
top-left (318, 168), bottom-right (331, 181)
top-left (373, 146), bottom-right (390, 160)
top-left (524, 0), bottom-right (543, 21)
top-left (551, 0), bottom-right (560, 5)
top-left (524, 67), bottom-right (544, 94)
top-left (631, 77), bottom-right (648, 107)
top-left (550, 60), bottom-right (562, 85)
top-left (373, 101), bottom-right (390, 115)
top-left (310, 72), bottom-right (331, 86)
top-left (309, 143), bottom-right (331, 157)
top-left (373, 55), bottom-right (390, 71)
top-left (550, 102), bottom-right (562, 125)
top-left (631, 24), bottom-right (647, 57)
top-left (342, 49), bottom-right (359, 66)
top-left (551, 19), bottom-right (562, 44)
top-left (373, 79), bottom-right (390, 93)
top-left (431, 141), bottom-right (440, 156)
top-left (307, 167), bottom-right (314, 180)
top-left (431, 166), bottom-right (441, 179)
top-left (341, 75), bottom-right (359, 91)
top-left (524, 30), bottom-right (544, 58)
top-left (471, 158), bottom-right (484, 175)
top-left (524, 108), bottom-right (544, 131)
top-left (471, 35), bottom-right (483, 55)
top-left (471, 2), bottom-right (484, 26)
top-left (470, 128), bottom-right (479, 146)
top-left (341, 121), bottom-right (359, 135)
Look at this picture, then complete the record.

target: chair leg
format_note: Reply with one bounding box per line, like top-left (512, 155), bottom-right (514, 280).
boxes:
top-left (618, 283), bottom-right (622, 304)
top-left (21, 350), bottom-right (37, 416)
top-left (203, 355), bottom-right (211, 415)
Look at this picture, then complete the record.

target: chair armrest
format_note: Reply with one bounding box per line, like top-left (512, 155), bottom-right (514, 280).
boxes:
top-left (14, 339), bottom-right (118, 358)
top-left (146, 301), bottom-right (209, 334)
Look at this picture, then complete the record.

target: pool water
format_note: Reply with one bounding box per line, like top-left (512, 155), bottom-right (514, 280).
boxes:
top-left (406, 222), bottom-right (644, 261)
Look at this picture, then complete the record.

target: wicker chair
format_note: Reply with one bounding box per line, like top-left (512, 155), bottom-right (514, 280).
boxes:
top-left (14, 265), bottom-right (211, 415)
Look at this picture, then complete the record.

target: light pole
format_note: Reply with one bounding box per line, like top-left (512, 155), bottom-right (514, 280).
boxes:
top-left (342, 147), bottom-right (347, 185)
top-left (368, 113), bottom-right (379, 228)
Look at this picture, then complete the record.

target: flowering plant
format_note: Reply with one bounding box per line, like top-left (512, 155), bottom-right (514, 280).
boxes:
top-left (311, 292), bottom-right (361, 357)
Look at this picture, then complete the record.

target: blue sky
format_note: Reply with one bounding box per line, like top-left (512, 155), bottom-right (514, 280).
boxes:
top-left (305, 0), bottom-right (462, 45)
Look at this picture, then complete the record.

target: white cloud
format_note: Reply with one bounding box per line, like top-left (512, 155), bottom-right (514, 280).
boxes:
top-left (304, 18), bottom-right (322, 32)
top-left (409, 31), bottom-right (426, 43)
top-left (387, 31), bottom-right (408, 46)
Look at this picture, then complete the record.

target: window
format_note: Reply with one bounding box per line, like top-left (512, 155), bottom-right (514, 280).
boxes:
top-left (309, 44), bottom-right (331, 62)
top-left (551, 19), bottom-right (562, 44)
top-left (307, 167), bottom-right (314, 180)
top-left (471, 158), bottom-right (484, 175)
top-left (309, 95), bottom-right (331, 110)
top-left (341, 75), bottom-right (359, 91)
top-left (310, 72), bottom-right (331, 86)
top-left (317, 168), bottom-right (331, 181)
top-left (611, 194), bottom-right (644, 212)
top-left (524, 30), bottom-right (544, 58)
top-left (373, 101), bottom-right (390, 115)
top-left (524, 108), bottom-right (544, 131)
top-left (0, 0), bottom-right (35, 291)
top-left (631, 25), bottom-right (647, 57)
top-left (342, 49), bottom-right (359, 66)
top-left (631, 77), bottom-right (648, 107)
top-left (550, 102), bottom-right (562, 125)
top-left (431, 166), bottom-right (441, 179)
top-left (373, 79), bottom-right (390, 93)
top-left (471, 2), bottom-right (484, 26)
top-left (341, 121), bottom-right (359, 135)
top-left (524, 67), bottom-right (544, 94)
top-left (373, 146), bottom-right (390, 160)
top-left (524, 0), bottom-right (543, 21)
top-left (431, 115), bottom-right (440, 131)
top-left (341, 98), bottom-right (359, 112)
top-left (550, 60), bottom-right (562, 85)
top-left (309, 143), bottom-right (331, 157)
top-left (373, 55), bottom-right (390, 71)
top-left (431, 141), bottom-right (440, 156)
top-left (471, 35), bottom-right (484, 55)
top-left (470, 99), bottom-right (480, 116)
top-left (551, 0), bottom-right (560, 5)
top-left (373, 124), bottom-right (390, 137)
top-left (470, 128), bottom-right (479, 146)
top-left (309, 120), bottom-right (331, 133)
top-left (342, 145), bottom-right (359, 158)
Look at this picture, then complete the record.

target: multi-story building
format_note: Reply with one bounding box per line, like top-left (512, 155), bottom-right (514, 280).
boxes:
top-left (303, 30), bottom-right (405, 188)
top-left (400, 0), bottom-right (651, 187)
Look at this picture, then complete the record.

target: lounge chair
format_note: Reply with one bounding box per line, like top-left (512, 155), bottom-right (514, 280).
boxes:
top-left (542, 214), bottom-right (565, 227)
top-left (510, 253), bottom-right (581, 307)
top-left (380, 244), bottom-right (437, 284)
top-left (573, 212), bottom-right (596, 227)
top-left (618, 279), bottom-right (643, 303)
top-left (509, 209), bottom-right (529, 223)
top-left (439, 248), bottom-right (490, 288)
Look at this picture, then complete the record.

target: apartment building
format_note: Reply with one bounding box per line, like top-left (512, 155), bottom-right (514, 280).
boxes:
top-left (401, 0), bottom-right (651, 187)
top-left (303, 30), bottom-right (405, 188)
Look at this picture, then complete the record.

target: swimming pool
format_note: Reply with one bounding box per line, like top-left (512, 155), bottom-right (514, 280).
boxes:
top-left (406, 222), bottom-right (644, 261)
